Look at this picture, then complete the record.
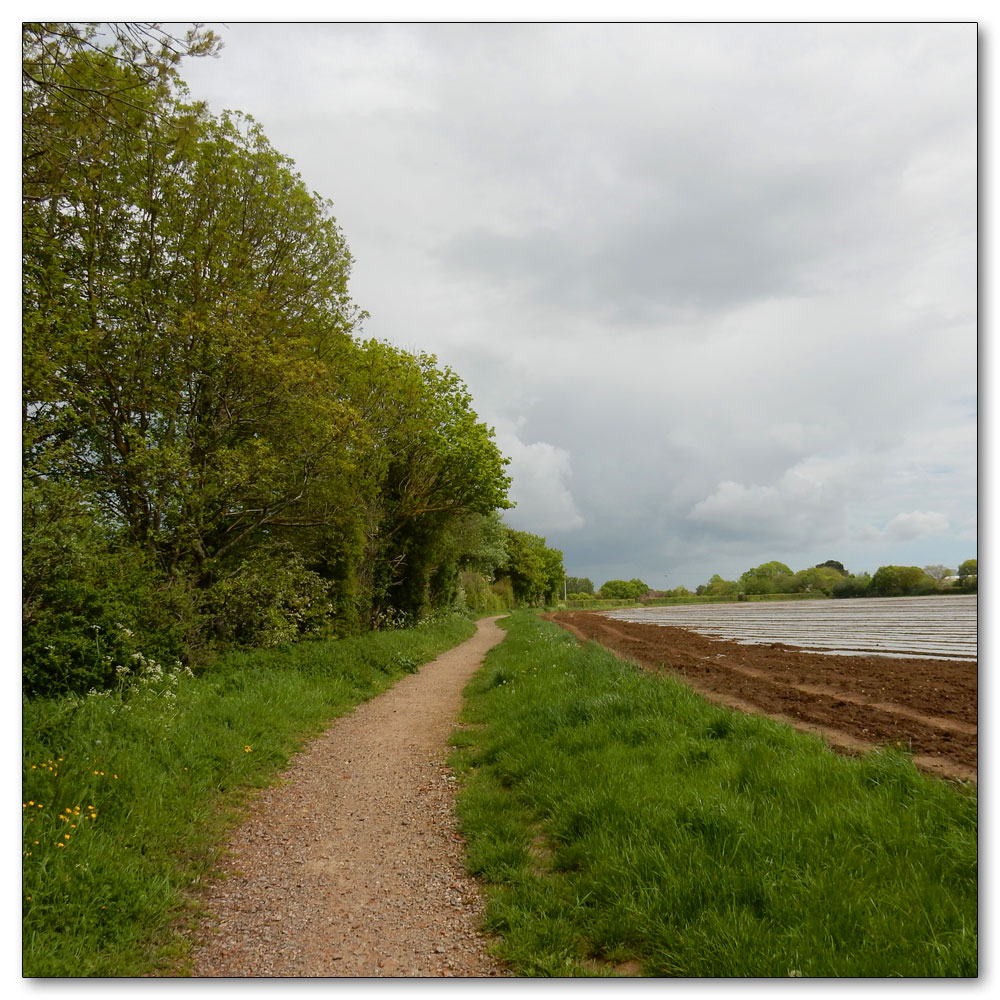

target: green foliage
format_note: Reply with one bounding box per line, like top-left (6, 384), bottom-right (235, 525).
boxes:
top-left (870, 565), bottom-right (937, 597)
top-left (22, 477), bottom-right (196, 698)
top-left (739, 562), bottom-right (795, 595)
top-left (598, 579), bottom-right (650, 601)
top-left (22, 24), bottom-right (513, 697)
top-left (958, 558), bottom-right (977, 579)
top-left (814, 559), bottom-right (848, 575)
top-left (831, 572), bottom-right (871, 598)
top-left (22, 614), bottom-right (475, 976)
top-left (453, 613), bottom-right (978, 978)
top-left (199, 543), bottom-right (335, 648)
top-left (697, 574), bottom-right (740, 598)
top-left (790, 566), bottom-right (845, 596)
top-left (497, 530), bottom-right (564, 606)
top-left (564, 577), bottom-right (594, 596)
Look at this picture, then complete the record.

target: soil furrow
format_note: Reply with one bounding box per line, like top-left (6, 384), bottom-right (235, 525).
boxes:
top-left (546, 611), bottom-right (977, 784)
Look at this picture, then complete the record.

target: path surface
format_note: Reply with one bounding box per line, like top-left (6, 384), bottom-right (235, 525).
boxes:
top-left (189, 618), bottom-right (509, 978)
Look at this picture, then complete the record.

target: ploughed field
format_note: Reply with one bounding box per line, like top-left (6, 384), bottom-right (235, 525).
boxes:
top-left (546, 596), bottom-right (977, 783)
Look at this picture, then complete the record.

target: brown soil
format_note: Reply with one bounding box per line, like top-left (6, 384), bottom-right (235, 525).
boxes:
top-left (545, 611), bottom-right (977, 784)
top-left (186, 618), bottom-right (510, 978)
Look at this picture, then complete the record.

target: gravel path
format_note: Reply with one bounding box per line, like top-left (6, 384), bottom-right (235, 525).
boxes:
top-left (188, 617), bottom-right (509, 978)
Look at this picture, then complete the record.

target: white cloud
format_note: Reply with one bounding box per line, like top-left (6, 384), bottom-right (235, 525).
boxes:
top-left (492, 419), bottom-right (585, 536)
top-left (865, 510), bottom-right (951, 543)
top-left (177, 22), bottom-right (977, 585)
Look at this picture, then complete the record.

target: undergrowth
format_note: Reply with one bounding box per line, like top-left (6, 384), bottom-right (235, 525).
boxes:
top-left (451, 612), bottom-right (978, 978)
top-left (22, 613), bottom-right (475, 977)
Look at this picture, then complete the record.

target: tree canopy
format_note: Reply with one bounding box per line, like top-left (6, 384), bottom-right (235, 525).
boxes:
top-left (22, 23), bottom-right (512, 695)
top-left (599, 579), bottom-right (650, 601)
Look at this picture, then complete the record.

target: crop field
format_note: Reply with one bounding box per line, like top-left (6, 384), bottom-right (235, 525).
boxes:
top-left (548, 596), bottom-right (977, 783)
top-left (604, 595), bottom-right (977, 661)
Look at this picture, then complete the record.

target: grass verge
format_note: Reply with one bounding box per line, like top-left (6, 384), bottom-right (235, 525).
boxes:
top-left (451, 611), bottom-right (977, 978)
top-left (22, 613), bottom-right (476, 977)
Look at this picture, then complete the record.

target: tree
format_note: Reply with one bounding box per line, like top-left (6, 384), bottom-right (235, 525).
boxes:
top-left (599, 579), bottom-right (650, 601)
top-left (923, 565), bottom-right (955, 584)
top-left (22, 24), bottom-right (516, 692)
top-left (792, 566), bottom-right (845, 596)
top-left (815, 560), bottom-right (848, 576)
top-left (23, 22), bottom-right (221, 202)
top-left (565, 576), bottom-right (594, 596)
top-left (739, 561), bottom-right (794, 595)
top-left (870, 566), bottom-right (936, 597)
top-left (334, 340), bottom-right (511, 624)
top-left (700, 574), bottom-right (740, 597)
top-left (958, 558), bottom-right (977, 581)
top-left (24, 23), bottom-right (367, 588)
top-left (499, 530), bottom-right (564, 606)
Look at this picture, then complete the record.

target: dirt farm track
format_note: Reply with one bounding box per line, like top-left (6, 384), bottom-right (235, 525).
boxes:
top-left (546, 597), bottom-right (977, 784)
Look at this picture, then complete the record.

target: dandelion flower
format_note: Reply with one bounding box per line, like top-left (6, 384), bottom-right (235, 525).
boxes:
top-left (244, 746), bottom-right (252, 753)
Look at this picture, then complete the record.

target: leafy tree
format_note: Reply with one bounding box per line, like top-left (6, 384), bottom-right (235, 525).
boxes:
top-left (599, 579), bottom-right (650, 601)
top-left (565, 576), bottom-right (594, 596)
top-left (335, 340), bottom-right (511, 624)
top-left (815, 560), bottom-right (848, 576)
top-left (499, 530), bottom-right (564, 606)
top-left (23, 22), bottom-right (221, 202)
top-left (870, 566), bottom-right (936, 597)
top-left (22, 24), bottom-right (516, 694)
top-left (792, 566), bottom-right (844, 596)
top-left (699, 574), bottom-right (740, 597)
top-left (24, 42), bottom-right (364, 586)
top-left (830, 573), bottom-right (871, 599)
top-left (958, 559), bottom-right (977, 581)
top-left (739, 561), bottom-right (794, 595)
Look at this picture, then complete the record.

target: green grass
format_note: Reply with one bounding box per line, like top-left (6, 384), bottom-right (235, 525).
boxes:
top-left (22, 613), bottom-right (476, 977)
top-left (451, 612), bottom-right (978, 978)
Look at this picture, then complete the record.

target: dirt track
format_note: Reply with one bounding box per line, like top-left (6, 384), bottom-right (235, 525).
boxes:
top-left (188, 617), bottom-right (509, 978)
top-left (546, 611), bottom-right (977, 784)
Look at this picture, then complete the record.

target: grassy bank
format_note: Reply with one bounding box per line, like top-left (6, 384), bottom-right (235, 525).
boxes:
top-left (451, 612), bottom-right (977, 978)
top-left (22, 613), bottom-right (476, 977)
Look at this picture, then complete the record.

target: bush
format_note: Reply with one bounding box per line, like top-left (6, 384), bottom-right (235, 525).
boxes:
top-left (200, 543), bottom-right (334, 648)
top-left (22, 480), bottom-right (194, 698)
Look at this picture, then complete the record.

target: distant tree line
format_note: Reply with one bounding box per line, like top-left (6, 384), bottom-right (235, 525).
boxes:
top-left (691, 558), bottom-right (977, 600)
top-left (562, 557), bottom-right (977, 606)
top-left (23, 24), bottom-right (544, 697)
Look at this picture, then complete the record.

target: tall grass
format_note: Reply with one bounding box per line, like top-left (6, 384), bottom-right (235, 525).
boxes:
top-left (22, 614), bottom-right (476, 977)
top-left (451, 612), bottom-right (977, 978)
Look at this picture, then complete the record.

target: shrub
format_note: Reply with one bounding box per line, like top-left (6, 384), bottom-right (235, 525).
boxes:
top-left (200, 543), bottom-right (335, 648)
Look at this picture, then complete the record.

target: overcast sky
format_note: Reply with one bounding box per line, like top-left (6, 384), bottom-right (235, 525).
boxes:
top-left (176, 20), bottom-right (977, 590)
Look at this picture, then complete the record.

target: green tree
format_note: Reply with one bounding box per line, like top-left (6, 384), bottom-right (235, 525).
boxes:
top-left (24, 45), bottom-right (364, 584)
top-left (335, 340), bottom-right (511, 624)
top-left (699, 574), bottom-right (740, 597)
top-left (830, 572), bottom-right (871, 599)
top-left (792, 566), bottom-right (845, 596)
top-left (815, 560), bottom-right (848, 575)
top-left (21, 22), bottom-right (516, 692)
top-left (870, 566), bottom-right (936, 597)
top-left (565, 576), bottom-right (594, 596)
top-left (739, 561), bottom-right (794, 595)
top-left (499, 530), bottom-right (564, 606)
top-left (958, 558), bottom-right (977, 581)
top-left (599, 579), bottom-right (650, 601)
